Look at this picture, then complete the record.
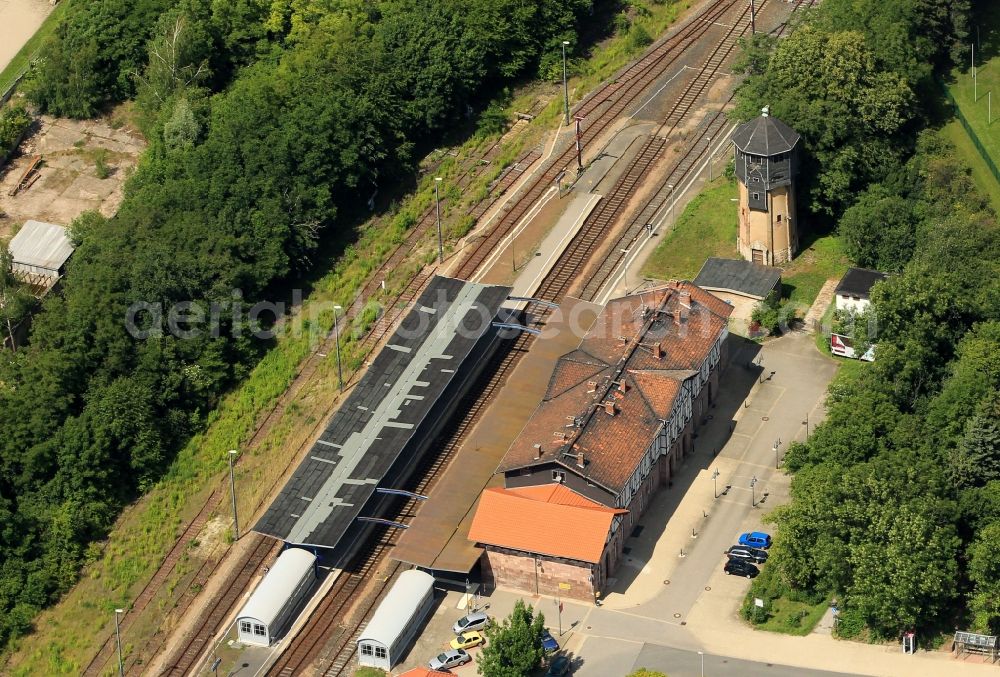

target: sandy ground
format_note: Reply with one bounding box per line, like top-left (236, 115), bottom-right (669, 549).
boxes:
top-left (0, 114), bottom-right (145, 239)
top-left (0, 0), bottom-right (52, 76)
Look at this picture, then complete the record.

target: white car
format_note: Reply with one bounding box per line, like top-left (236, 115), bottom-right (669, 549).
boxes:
top-left (429, 648), bottom-right (471, 670)
top-left (452, 610), bottom-right (490, 634)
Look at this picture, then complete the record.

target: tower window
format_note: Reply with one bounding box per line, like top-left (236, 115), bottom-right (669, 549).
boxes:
top-left (752, 192), bottom-right (760, 201)
top-left (777, 214), bottom-right (782, 222)
top-left (552, 470), bottom-right (566, 483)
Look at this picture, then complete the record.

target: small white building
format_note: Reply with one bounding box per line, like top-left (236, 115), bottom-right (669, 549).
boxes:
top-left (357, 569), bottom-right (436, 671)
top-left (236, 547), bottom-right (316, 646)
top-left (834, 267), bottom-right (888, 313)
top-left (7, 220), bottom-right (74, 287)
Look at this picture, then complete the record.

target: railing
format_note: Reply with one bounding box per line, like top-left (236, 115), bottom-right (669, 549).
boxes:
top-left (941, 82), bottom-right (1000, 184)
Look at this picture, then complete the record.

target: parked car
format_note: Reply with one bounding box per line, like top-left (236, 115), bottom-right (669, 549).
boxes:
top-left (450, 630), bottom-right (484, 650)
top-left (453, 610), bottom-right (490, 634)
top-left (724, 558), bottom-right (760, 578)
top-left (546, 654), bottom-right (572, 676)
top-left (540, 629), bottom-right (559, 652)
top-left (738, 531), bottom-right (772, 549)
top-left (727, 545), bottom-right (768, 564)
top-left (429, 648), bottom-right (471, 670)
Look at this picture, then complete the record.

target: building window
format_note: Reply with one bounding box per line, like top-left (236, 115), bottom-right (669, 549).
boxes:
top-left (253, 624), bottom-right (266, 637)
top-left (240, 621), bottom-right (252, 635)
top-left (776, 214), bottom-right (782, 222)
top-left (375, 647), bottom-right (388, 659)
top-left (361, 644), bottom-right (374, 657)
top-left (552, 470), bottom-right (565, 483)
top-left (752, 192), bottom-right (760, 201)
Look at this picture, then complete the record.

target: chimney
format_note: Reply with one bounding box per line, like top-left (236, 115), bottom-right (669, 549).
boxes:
top-left (653, 342), bottom-right (663, 359)
top-left (533, 443), bottom-right (541, 460)
top-left (678, 290), bottom-right (691, 323)
top-left (576, 452), bottom-right (585, 469)
top-left (604, 401), bottom-right (616, 416)
top-left (587, 381), bottom-right (597, 393)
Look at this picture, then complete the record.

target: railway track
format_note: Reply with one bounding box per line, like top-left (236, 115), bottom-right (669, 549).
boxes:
top-left (451, 0), bottom-right (743, 280)
top-left (157, 535), bottom-right (280, 676)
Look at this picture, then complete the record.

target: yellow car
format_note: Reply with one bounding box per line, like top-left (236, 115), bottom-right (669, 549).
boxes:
top-left (450, 630), bottom-right (484, 650)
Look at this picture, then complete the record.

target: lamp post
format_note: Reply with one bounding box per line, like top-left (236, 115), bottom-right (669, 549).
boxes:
top-left (114, 608), bottom-right (125, 677)
top-left (333, 304), bottom-right (343, 392)
top-left (750, 0), bottom-right (756, 35)
top-left (620, 249), bottom-right (631, 295)
top-left (750, 475), bottom-right (758, 507)
top-left (712, 468), bottom-right (720, 499)
top-left (228, 449), bottom-right (240, 540)
top-left (698, 650), bottom-right (705, 677)
top-left (562, 41), bottom-right (571, 126)
top-left (707, 137), bottom-right (713, 181)
top-left (773, 438), bottom-right (781, 468)
top-left (668, 183), bottom-right (676, 223)
top-left (434, 177), bottom-right (443, 263)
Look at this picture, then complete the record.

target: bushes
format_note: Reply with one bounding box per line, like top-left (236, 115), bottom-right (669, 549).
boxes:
top-left (0, 105), bottom-right (32, 163)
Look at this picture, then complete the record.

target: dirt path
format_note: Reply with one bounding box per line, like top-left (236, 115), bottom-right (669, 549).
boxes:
top-left (0, 0), bottom-right (52, 77)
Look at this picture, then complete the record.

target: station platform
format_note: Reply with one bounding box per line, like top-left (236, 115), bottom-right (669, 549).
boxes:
top-left (390, 295), bottom-right (601, 573)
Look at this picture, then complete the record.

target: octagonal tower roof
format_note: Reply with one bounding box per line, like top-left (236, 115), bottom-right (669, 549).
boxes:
top-left (731, 107), bottom-right (800, 156)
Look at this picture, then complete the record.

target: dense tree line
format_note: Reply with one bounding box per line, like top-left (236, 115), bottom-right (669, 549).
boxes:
top-left (0, 0), bottom-right (601, 647)
top-left (734, 0), bottom-right (1000, 640)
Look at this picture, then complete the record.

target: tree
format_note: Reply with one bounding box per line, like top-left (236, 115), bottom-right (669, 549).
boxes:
top-left (477, 599), bottom-right (546, 677)
top-left (967, 522), bottom-right (1000, 634)
top-left (837, 186), bottom-right (915, 271)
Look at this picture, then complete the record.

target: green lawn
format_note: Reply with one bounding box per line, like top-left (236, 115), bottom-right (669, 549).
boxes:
top-left (940, 119), bottom-right (1000, 214)
top-left (0, 0), bottom-right (69, 97)
top-left (781, 234), bottom-right (849, 307)
top-left (641, 177), bottom-right (738, 281)
top-left (753, 596), bottom-right (829, 636)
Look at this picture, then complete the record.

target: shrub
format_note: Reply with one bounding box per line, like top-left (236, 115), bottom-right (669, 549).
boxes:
top-left (0, 105), bottom-right (32, 163)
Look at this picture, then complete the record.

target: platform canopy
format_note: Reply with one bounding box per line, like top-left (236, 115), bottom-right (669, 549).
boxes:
top-left (254, 276), bottom-right (511, 549)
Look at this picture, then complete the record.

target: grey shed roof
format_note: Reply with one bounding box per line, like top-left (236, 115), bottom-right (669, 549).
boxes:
top-left (694, 257), bottom-right (781, 300)
top-left (254, 275), bottom-right (512, 549)
top-left (835, 267), bottom-right (888, 299)
top-left (8, 220), bottom-right (74, 271)
top-left (357, 569), bottom-right (434, 647)
top-left (236, 547), bottom-right (316, 626)
top-left (731, 111), bottom-right (800, 156)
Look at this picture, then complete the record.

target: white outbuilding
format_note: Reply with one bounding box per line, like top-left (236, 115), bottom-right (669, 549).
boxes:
top-left (7, 220), bottom-right (74, 287)
top-left (357, 569), bottom-right (436, 671)
top-left (236, 547), bottom-right (317, 646)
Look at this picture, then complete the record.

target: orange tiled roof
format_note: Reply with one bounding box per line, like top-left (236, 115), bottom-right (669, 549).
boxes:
top-left (497, 282), bottom-right (731, 495)
top-left (468, 487), bottom-right (626, 563)
top-left (400, 669), bottom-right (452, 677)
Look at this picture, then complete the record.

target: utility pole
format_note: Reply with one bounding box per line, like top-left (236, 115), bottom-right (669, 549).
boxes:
top-left (333, 305), bottom-right (343, 392)
top-left (750, 0), bottom-right (756, 35)
top-left (707, 137), bottom-right (713, 181)
top-left (668, 183), bottom-right (676, 223)
top-left (562, 41), bottom-right (571, 126)
top-left (115, 608), bottom-right (125, 677)
top-left (434, 177), bottom-right (443, 263)
top-left (228, 449), bottom-right (240, 539)
top-left (620, 249), bottom-right (631, 295)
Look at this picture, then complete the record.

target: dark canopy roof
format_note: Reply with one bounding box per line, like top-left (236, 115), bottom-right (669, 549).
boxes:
top-left (731, 111), bottom-right (800, 156)
top-left (694, 257), bottom-right (781, 300)
top-left (835, 267), bottom-right (888, 299)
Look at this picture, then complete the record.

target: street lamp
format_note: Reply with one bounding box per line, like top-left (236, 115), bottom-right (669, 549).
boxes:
top-left (620, 249), bottom-right (631, 295)
top-left (707, 137), bottom-right (713, 181)
top-left (333, 304), bottom-right (343, 392)
top-left (114, 608), bottom-right (125, 677)
top-left (228, 449), bottom-right (240, 540)
top-left (562, 41), bottom-right (571, 126)
top-left (750, 475), bottom-right (758, 507)
top-left (668, 183), bottom-right (676, 223)
top-left (773, 439), bottom-right (780, 468)
top-left (712, 468), bottom-right (720, 499)
top-left (698, 650), bottom-right (705, 677)
top-left (434, 177), bottom-right (443, 263)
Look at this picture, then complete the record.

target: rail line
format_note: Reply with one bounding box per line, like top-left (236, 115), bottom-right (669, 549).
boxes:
top-left (151, 0), bottom-right (814, 674)
top-left (451, 0), bottom-right (742, 280)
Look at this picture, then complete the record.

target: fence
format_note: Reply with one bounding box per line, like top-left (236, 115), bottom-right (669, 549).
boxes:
top-left (941, 83), bottom-right (1000, 184)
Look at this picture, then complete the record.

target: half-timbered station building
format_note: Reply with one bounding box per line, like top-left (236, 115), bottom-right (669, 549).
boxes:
top-left (468, 281), bottom-right (732, 602)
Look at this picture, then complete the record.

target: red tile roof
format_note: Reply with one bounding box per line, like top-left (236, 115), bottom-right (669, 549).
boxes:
top-left (400, 669), bottom-right (452, 677)
top-left (468, 487), bottom-right (626, 563)
top-left (497, 282), bottom-right (731, 495)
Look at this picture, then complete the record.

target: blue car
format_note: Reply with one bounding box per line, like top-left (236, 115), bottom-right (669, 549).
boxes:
top-left (738, 531), bottom-right (772, 549)
top-left (541, 629), bottom-right (559, 652)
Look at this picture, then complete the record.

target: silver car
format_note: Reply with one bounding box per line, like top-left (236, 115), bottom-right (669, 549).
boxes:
top-left (452, 610), bottom-right (490, 634)
top-left (429, 648), bottom-right (471, 670)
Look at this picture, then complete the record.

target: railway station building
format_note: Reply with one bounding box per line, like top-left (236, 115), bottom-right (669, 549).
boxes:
top-left (253, 276), bottom-right (515, 556)
top-left (468, 281), bottom-right (732, 602)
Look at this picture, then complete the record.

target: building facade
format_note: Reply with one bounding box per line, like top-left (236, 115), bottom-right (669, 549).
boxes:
top-left (731, 108), bottom-right (801, 266)
top-left (468, 282), bottom-right (732, 602)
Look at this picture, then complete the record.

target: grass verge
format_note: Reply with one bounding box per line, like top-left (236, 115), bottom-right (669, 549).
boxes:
top-left (3, 2), bottom-right (702, 673)
top-left (740, 559), bottom-right (828, 636)
top-left (781, 234), bottom-right (848, 308)
top-left (641, 177), bottom-right (739, 280)
top-left (939, 119), bottom-right (1000, 214)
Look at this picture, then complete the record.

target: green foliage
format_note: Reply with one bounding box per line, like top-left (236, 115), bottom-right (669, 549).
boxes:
top-left (477, 599), bottom-right (546, 677)
top-left (967, 522), bottom-right (1000, 634)
top-left (626, 670), bottom-right (668, 677)
top-left (0, 105), bottom-right (33, 162)
top-left (354, 668), bottom-right (385, 677)
top-left (837, 185), bottom-right (915, 271)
